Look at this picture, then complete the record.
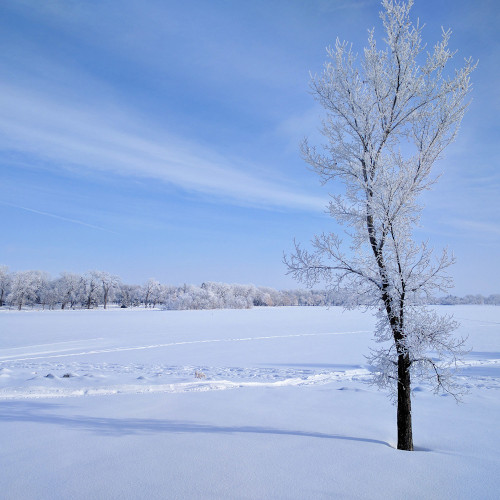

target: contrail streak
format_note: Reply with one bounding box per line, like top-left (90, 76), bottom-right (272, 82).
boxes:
top-left (0, 202), bottom-right (117, 234)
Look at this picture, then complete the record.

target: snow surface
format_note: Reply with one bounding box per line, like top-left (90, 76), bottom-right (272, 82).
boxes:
top-left (1, 306), bottom-right (499, 499)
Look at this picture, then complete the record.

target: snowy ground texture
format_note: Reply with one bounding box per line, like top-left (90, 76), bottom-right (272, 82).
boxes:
top-left (1, 306), bottom-right (499, 499)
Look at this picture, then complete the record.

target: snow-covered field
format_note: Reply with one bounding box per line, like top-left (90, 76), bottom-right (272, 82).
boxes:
top-left (1, 306), bottom-right (499, 499)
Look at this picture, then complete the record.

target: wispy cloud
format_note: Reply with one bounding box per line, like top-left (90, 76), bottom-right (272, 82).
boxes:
top-left (0, 83), bottom-right (324, 212)
top-left (0, 202), bottom-right (116, 234)
top-left (444, 218), bottom-right (500, 238)
top-left (318, 0), bottom-right (377, 13)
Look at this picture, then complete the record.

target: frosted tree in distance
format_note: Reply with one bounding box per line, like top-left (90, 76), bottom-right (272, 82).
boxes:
top-left (95, 271), bottom-right (121, 309)
top-left (285, 0), bottom-right (474, 450)
top-left (7, 270), bottom-right (46, 310)
top-left (81, 272), bottom-right (102, 309)
top-left (55, 272), bottom-right (83, 310)
top-left (0, 265), bottom-right (10, 307)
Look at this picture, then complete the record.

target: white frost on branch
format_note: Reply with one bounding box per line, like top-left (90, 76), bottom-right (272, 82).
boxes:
top-left (368, 306), bottom-right (468, 400)
top-left (285, 0), bottom-right (475, 400)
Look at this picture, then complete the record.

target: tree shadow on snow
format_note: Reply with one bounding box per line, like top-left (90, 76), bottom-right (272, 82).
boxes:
top-left (0, 400), bottom-right (392, 448)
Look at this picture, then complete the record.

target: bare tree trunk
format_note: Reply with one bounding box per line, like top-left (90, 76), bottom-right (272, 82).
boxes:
top-left (397, 353), bottom-right (413, 451)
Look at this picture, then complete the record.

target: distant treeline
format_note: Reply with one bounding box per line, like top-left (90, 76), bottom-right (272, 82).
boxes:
top-left (0, 266), bottom-right (498, 310)
top-left (428, 294), bottom-right (500, 306)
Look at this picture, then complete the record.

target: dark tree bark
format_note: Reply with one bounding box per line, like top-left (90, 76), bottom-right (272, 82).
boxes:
top-left (397, 353), bottom-right (413, 451)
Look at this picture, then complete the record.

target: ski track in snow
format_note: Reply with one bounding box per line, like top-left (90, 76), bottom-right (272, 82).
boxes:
top-left (0, 330), bottom-right (373, 399)
top-left (0, 328), bottom-right (498, 400)
top-left (0, 330), bottom-right (368, 362)
top-left (3, 338), bottom-right (106, 351)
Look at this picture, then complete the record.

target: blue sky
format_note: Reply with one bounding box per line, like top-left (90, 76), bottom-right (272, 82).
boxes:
top-left (0, 0), bottom-right (498, 294)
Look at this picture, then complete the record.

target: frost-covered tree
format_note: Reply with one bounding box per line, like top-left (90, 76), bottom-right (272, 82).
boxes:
top-left (116, 283), bottom-right (142, 308)
top-left (285, 0), bottom-right (474, 450)
top-left (0, 265), bottom-right (10, 307)
top-left (55, 272), bottom-right (84, 309)
top-left (143, 278), bottom-right (163, 308)
top-left (81, 272), bottom-right (102, 309)
top-left (7, 270), bottom-right (46, 310)
top-left (93, 271), bottom-right (121, 309)
top-left (36, 273), bottom-right (56, 310)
